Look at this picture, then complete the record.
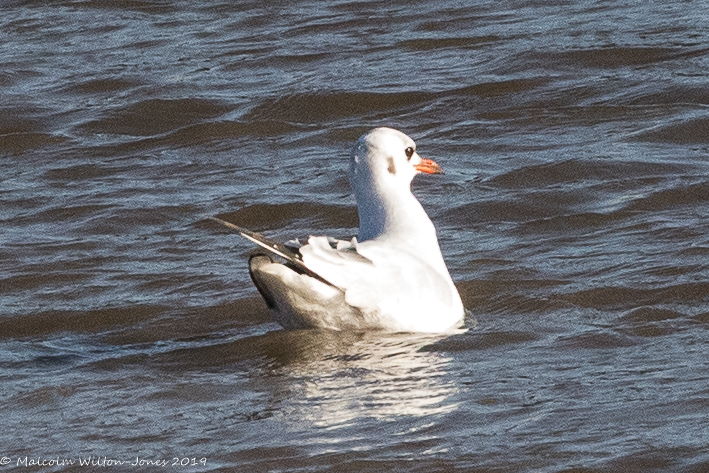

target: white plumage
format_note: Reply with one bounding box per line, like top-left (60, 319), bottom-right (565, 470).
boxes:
top-left (216, 127), bottom-right (465, 333)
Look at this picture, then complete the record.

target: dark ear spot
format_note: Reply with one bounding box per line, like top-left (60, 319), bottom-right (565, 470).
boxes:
top-left (387, 156), bottom-right (396, 175)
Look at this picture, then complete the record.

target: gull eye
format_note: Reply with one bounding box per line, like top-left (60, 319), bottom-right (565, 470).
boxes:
top-left (405, 147), bottom-right (415, 160)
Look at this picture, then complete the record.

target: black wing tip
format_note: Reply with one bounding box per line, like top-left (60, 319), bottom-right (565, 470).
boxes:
top-left (209, 216), bottom-right (298, 257)
top-left (209, 215), bottom-right (338, 289)
top-left (207, 216), bottom-right (249, 233)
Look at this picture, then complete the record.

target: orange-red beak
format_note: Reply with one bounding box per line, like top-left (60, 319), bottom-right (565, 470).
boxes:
top-left (414, 157), bottom-right (444, 174)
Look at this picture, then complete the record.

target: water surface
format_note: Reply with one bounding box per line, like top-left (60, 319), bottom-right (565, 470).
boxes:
top-left (1, 0), bottom-right (708, 471)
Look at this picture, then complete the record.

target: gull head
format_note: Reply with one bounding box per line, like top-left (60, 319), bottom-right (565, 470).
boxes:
top-left (349, 127), bottom-right (443, 194)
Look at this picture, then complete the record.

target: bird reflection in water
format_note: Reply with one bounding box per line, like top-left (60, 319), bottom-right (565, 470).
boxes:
top-left (255, 329), bottom-right (464, 427)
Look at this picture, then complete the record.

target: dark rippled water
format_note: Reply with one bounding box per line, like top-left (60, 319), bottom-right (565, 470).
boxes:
top-left (2, 1), bottom-right (708, 471)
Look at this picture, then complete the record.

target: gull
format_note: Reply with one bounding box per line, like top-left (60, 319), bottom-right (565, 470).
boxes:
top-left (212, 127), bottom-right (466, 333)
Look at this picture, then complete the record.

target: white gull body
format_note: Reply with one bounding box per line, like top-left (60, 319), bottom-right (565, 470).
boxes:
top-left (232, 127), bottom-right (465, 333)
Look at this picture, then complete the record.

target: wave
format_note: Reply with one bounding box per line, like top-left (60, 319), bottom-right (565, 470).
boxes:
top-left (488, 159), bottom-right (689, 188)
top-left (215, 202), bottom-right (358, 232)
top-left (243, 91), bottom-right (437, 123)
top-left (562, 283), bottom-right (709, 309)
top-left (632, 117), bottom-right (709, 144)
top-left (398, 35), bottom-right (502, 51)
top-left (0, 305), bottom-right (167, 339)
top-left (78, 98), bottom-right (233, 137)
